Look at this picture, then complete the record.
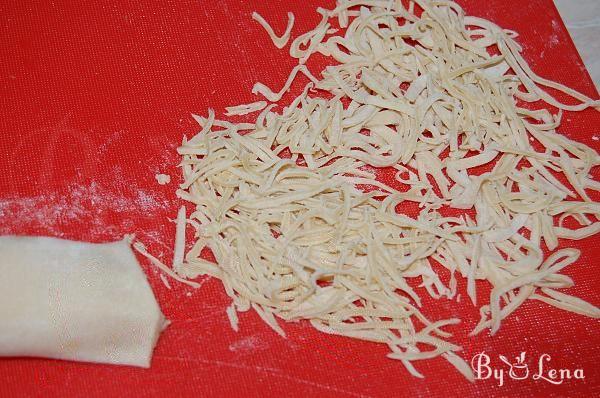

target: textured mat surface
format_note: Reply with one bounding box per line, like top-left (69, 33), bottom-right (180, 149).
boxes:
top-left (0, 1), bottom-right (598, 396)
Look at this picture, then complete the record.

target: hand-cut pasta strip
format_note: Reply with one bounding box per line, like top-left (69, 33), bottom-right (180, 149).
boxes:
top-left (172, 206), bottom-right (187, 273)
top-left (225, 101), bottom-right (268, 116)
top-left (252, 12), bottom-right (295, 49)
top-left (133, 241), bottom-right (200, 288)
top-left (226, 303), bottom-right (239, 332)
top-left (289, 8), bottom-right (330, 64)
top-left (159, 0), bottom-right (600, 381)
top-left (252, 64), bottom-right (320, 101)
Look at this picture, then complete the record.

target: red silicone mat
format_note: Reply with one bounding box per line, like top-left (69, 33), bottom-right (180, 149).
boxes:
top-left (0, 1), bottom-right (599, 397)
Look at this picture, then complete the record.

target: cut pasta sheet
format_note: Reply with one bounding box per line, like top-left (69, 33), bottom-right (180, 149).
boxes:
top-left (165, 0), bottom-right (600, 380)
top-left (0, 236), bottom-right (168, 368)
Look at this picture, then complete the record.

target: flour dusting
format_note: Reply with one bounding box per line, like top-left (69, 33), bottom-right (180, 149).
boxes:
top-left (228, 335), bottom-right (268, 353)
top-left (0, 181), bottom-right (170, 238)
top-left (549, 20), bottom-right (560, 48)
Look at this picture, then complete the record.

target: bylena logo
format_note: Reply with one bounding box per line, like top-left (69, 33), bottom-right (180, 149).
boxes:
top-left (471, 351), bottom-right (585, 386)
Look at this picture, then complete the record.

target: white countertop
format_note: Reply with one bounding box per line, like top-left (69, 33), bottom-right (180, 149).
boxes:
top-left (554, 0), bottom-right (600, 90)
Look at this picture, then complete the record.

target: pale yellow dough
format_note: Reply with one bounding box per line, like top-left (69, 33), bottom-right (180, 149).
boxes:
top-left (0, 236), bottom-right (167, 368)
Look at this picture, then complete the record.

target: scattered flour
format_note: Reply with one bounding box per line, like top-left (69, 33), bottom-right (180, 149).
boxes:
top-left (228, 335), bottom-right (267, 353)
top-left (549, 20), bottom-right (560, 48)
top-left (0, 181), bottom-right (170, 238)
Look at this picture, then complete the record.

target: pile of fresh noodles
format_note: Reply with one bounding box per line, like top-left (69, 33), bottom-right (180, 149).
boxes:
top-left (157, 0), bottom-right (600, 379)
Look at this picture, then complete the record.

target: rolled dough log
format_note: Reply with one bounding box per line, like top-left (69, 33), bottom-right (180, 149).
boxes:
top-left (0, 236), bottom-right (167, 368)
